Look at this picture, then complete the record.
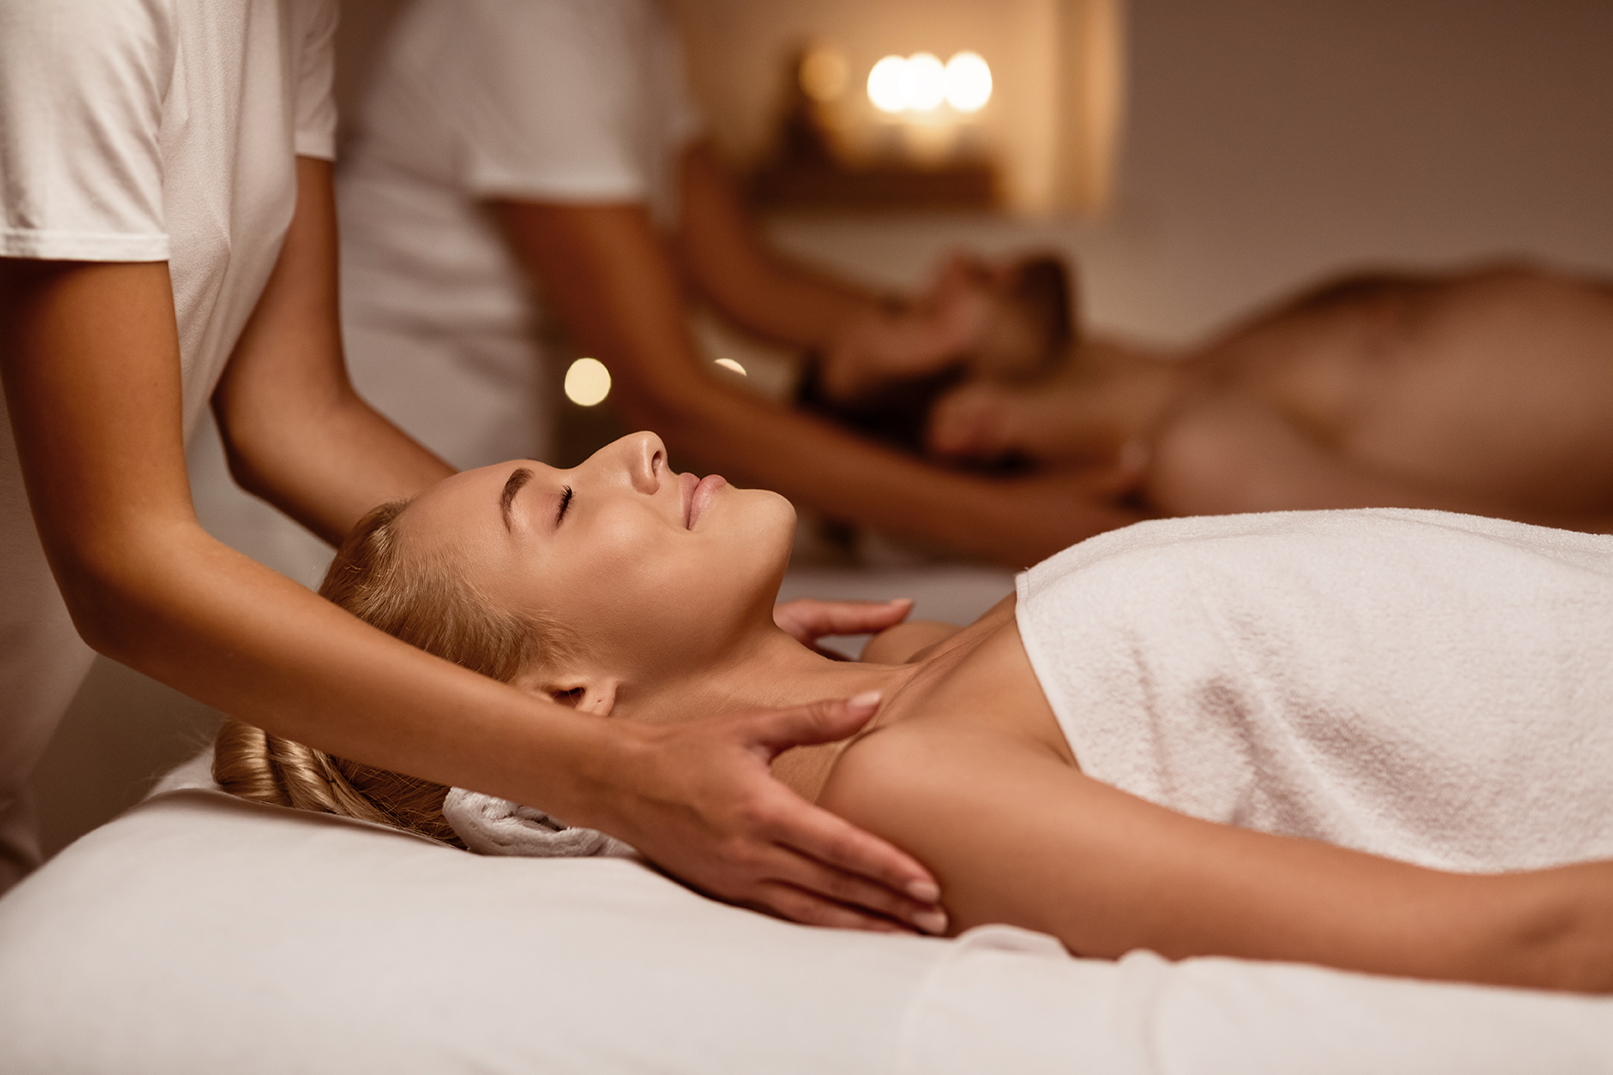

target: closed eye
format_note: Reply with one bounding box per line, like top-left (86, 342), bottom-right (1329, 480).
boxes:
top-left (556, 485), bottom-right (574, 526)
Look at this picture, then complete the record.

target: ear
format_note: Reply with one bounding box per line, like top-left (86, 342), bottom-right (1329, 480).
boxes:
top-left (516, 669), bottom-right (619, 718)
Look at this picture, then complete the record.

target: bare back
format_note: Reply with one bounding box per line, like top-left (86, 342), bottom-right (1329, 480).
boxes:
top-left (1199, 265), bottom-right (1613, 514)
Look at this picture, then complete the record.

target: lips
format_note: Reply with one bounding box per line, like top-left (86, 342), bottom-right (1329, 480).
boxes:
top-left (686, 474), bottom-right (726, 529)
top-left (679, 472), bottom-right (699, 528)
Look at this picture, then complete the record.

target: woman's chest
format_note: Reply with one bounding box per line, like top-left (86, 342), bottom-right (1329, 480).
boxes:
top-left (880, 611), bottom-right (1076, 767)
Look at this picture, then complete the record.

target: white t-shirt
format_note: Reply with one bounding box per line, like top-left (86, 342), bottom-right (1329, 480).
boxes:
top-left (1016, 509), bottom-right (1613, 873)
top-left (0, 0), bottom-right (338, 439)
top-left (335, 0), bottom-right (701, 469)
top-left (0, 0), bottom-right (337, 888)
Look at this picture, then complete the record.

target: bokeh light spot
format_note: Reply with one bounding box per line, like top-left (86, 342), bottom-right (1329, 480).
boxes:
top-left (906, 52), bottom-right (946, 111)
top-left (944, 51), bottom-right (992, 112)
top-left (564, 357), bottom-right (611, 406)
top-left (867, 55), bottom-right (909, 113)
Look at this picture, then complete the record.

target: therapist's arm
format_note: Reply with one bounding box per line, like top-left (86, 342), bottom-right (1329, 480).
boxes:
top-left (495, 200), bottom-right (1138, 567)
top-left (669, 141), bottom-right (876, 350)
top-left (672, 142), bottom-right (1002, 399)
top-left (0, 157), bottom-right (941, 933)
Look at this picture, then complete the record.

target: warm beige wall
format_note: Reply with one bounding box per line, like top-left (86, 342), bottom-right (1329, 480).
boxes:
top-left (1085, 0), bottom-right (1613, 338)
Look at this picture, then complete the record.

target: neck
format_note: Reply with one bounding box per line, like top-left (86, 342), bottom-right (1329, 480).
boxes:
top-left (613, 625), bottom-right (923, 800)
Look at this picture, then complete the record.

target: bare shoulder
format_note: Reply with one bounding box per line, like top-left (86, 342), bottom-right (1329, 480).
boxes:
top-left (860, 593), bottom-right (1018, 664)
top-left (859, 620), bottom-right (964, 663)
top-left (816, 721), bottom-right (1032, 845)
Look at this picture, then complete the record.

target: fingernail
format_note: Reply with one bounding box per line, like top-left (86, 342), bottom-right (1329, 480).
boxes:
top-left (906, 879), bottom-right (941, 903)
top-left (849, 690), bottom-right (882, 708)
top-left (914, 909), bottom-right (949, 935)
top-left (888, 597), bottom-right (913, 606)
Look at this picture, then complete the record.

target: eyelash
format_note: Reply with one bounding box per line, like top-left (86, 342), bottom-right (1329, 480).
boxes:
top-left (556, 485), bottom-right (574, 525)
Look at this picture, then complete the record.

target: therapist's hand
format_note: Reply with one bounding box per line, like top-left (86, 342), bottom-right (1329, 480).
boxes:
top-left (601, 694), bottom-right (946, 934)
top-left (773, 597), bottom-right (912, 657)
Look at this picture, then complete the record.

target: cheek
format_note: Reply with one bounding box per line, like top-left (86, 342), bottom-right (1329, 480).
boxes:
top-left (546, 513), bottom-right (691, 645)
top-left (538, 493), bottom-right (794, 666)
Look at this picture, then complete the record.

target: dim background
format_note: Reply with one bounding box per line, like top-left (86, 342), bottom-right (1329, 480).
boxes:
top-left (33, 0), bottom-right (1613, 856)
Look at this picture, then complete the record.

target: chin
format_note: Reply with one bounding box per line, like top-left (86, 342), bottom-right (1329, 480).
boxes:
top-left (728, 487), bottom-right (797, 588)
top-left (755, 488), bottom-right (798, 551)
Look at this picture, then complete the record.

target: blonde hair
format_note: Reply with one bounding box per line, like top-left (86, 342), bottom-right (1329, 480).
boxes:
top-left (212, 499), bottom-right (547, 844)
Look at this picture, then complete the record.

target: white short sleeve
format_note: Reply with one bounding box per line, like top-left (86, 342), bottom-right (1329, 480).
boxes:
top-left (292, 0), bottom-right (339, 161)
top-left (435, 0), bottom-right (701, 205)
top-left (0, 0), bottom-right (173, 261)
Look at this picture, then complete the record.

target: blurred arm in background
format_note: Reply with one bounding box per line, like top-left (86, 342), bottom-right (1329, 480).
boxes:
top-left (495, 141), bottom-right (1141, 568)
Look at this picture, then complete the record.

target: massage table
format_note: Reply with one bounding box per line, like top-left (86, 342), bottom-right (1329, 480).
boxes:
top-left (2, 746), bottom-right (1610, 1074)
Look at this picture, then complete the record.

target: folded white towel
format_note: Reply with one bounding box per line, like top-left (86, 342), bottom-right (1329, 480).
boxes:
top-left (442, 788), bottom-right (636, 858)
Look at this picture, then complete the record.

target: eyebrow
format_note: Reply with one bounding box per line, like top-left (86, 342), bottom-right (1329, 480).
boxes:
top-left (500, 468), bottom-right (534, 532)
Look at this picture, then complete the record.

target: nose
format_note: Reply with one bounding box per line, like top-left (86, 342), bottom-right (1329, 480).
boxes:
top-left (610, 431), bottom-right (665, 495)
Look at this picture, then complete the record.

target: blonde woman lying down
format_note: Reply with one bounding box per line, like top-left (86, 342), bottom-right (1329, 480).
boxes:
top-left (214, 433), bottom-right (1613, 993)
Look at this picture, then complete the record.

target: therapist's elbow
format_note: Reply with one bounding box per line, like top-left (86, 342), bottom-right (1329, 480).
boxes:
top-left (43, 523), bottom-right (194, 663)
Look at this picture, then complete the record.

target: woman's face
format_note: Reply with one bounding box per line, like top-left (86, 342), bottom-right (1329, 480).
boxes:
top-left (398, 433), bottom-right (795, 687)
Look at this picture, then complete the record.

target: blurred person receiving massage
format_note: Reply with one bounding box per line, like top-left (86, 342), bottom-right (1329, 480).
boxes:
top-left (332, 0), bottom-right (1129, 571)
top-left (218, 432), bottom-right (1613, 994)
top-left (847, 261), bottom-right (1613, 535)
top-left (0, 0), bottom-right (945, 929)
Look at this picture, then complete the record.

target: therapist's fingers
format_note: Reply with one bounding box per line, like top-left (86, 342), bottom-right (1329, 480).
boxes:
top-left (772, 597), bottom-right (912, 646)
top-left (743, 691), bottom-right (883, 754)
top-left (739, 696), bottom-right (942, 904)
top-left (611, 696), bottom-right (942, 930)
top-left (740, 881), bottom-right (910, 934)
top-left (765, 844), bottom-right (949, 935)
top-left (756, 783), bottom-right (943, 909)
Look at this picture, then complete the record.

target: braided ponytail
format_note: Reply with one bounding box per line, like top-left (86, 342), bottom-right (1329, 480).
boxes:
top-left (213, 718), bottom-right (462, 844)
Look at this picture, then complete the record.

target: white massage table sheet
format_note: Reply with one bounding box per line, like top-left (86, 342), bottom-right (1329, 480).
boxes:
top-left (1, 780), bottom-right (1609, 1074)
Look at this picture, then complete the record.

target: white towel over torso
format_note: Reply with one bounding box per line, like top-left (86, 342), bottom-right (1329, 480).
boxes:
top-left (1015, 509), bottom-right (1613, 873)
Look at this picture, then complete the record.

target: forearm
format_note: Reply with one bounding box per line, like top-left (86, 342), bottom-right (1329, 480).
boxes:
top-left (702, 259), bottom-right (876, 353)
top-left (73, 516), bottom-right (621, 809)
top-left (218, 381), bottom-right (449, 545)
top-left (674, 142), bottom-right (879, 351)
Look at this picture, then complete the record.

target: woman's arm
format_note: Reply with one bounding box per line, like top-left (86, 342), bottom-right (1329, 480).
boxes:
top-left (819, 722), bottom-right (1613, 992)
top-left (494, 198), bottom-right (1140, 566)
top-left (0, 160), bottom-right (942, 933)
